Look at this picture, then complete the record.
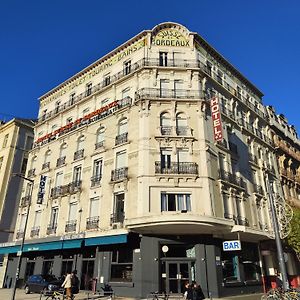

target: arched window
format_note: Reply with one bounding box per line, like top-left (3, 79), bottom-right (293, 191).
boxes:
top-left (42, 150), bottom-right (51, 170)
top-left (176, 113), bottom-right (188, 135)
top-left (28, 156), bottom-right (37, 177)
top-left (74, 136), bottom-right (85, 160)
top-left (115, 119), bottom-right (128, 145)
top-left (160, 112), bottom-right (171, 135)
top-left (59, 143), bottom-right (67, 158)
top-left (95, 127), bottom-right (105, 149)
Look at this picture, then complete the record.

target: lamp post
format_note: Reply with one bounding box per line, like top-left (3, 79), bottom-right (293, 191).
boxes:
top-left (265, 174), bottom-right (289, 291)
top-left (10, 174), bottom-right (34, 300)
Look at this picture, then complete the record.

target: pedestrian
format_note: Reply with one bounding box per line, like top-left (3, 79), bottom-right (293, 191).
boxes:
top-left (71, 270), bottom-right (80, 295)
top-left (61, 271), bottom-right (72, 300)
top-left (183, 281), bottom-right (190, 299)
top-left (187, 281), bottom-right (205, 300)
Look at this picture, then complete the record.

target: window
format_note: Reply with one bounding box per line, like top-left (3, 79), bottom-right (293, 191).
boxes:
top-left (96, 127), bottom-right (105, 148)
top-left (68, 203), bottom-right (77, 221)
top-left (3, 134), bottom-right (9, 148)
top-left (86, 83), bottom-right (92, 96)
top-left (55, 101), bottom-right (60, 114)
top-left (103, 73), bottom-right (110, 86)
top-left (116, 150), bottom-right (126, 169)
top-left (82, 108), bottom-right (90, 116)
top-left (118, 118), bottom-right (128, 135)
top-left (73, 166), bottom-right (81, 183)
top-left (25, 136), bottom-right (33, 150)
top-left (19, 214), bottom-right (27, 231)
top-left (174, 80), bottom-right (184, 97)
top-left (77, 136), bottom-right (84, 151)
top-left (101, 98), bottom-right (109, 107)
top-left (33, 211), bottom-right (41, 228)
top-left (160, 112), bottom-right (171, 135)
top-left (160, 79), bottom-right (169, 97)
top-left (206, 61), bottom-right (212, 76)
top-left (0, 156), bottom-right (3, 170)
top-left (111, 248), bottom-right (133, 282)
top-left (161, 193), bottom-right (191, 212)
top-left (124, 60), bottom-right (131, 75)
top-left (122, 88), bottom-right (130, 99)
top-left (49, 207), bottom-right (59, 228)
top-left (176, 113), bottom-right (188, 135)
top-left (20, 157), bottom-right (28, 174)
top-left (89, 197), bottom-right (99, 217)
top-left (69, 92), bottom-right (76, 105)
top-left (113, 193), bottom-right (125, 223)
top-left (59, 143), bottom-right (67, 158)
top-left (177, 149), bottom-right (189, 163)
top-left (93, 159), bottom-right (102, 179)
top-left (55, 171), bottom-right (63, 187)
top-left (159, 52), bottom-right (168, 66)
top-left (160, 149), bottom-right (172, 171)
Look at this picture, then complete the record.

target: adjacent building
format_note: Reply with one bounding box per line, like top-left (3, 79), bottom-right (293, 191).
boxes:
top-left (0, 118), bottom-right (35, 287)
top-left (1, 22), bottom-right (299, 298)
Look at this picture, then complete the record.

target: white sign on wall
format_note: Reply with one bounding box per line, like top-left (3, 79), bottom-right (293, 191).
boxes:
top-left (222, 240), bottom-right (241, 251)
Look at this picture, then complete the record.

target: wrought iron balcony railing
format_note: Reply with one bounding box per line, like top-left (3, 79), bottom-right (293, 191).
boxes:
top-left (91, 175), bottom-right (102, 187)
top-left (135, 88), bottom-right (204, 100)
top-left (50, 181), bottom-right (82, 198)
top-left (42, 161), bottom-right (50, 170)
top-left (253, 184), bottom-right (264, 195)
top-left (160, 126), bottom-right (173, 136)
top-left (218, 169), bottom-right (246, 189)
top-left (27, 168), bottom-right (36, 178)
top-left (56, 156), bottom-right (66, 167)
top-left (95, 141), bottom-right (104, 150)
top-left (46, 224), bottom-right (57, 235)
top-left (74, 149), bottom-right (84, 160)
top-left (65, 220), bottom-right (77, 232)
top-left (16, 230), bottom-right (24, 239)
top-left (20, 195), bottom-right (31, 207)
top-left (86, 216), bottom-right (99, 230)
top-left (30, 227), bottom-right (40, 237)
top-left (155, 162), bottom-right (198, 175)
top-left (110, 212), bottom-right (125, 225)
top-left (115, 132), bottom-right (128, 146)
top-left (111, 167), bottom-right (128, 181)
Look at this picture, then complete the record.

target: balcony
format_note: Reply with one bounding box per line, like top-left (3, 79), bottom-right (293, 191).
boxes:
top-left (160, 126), bottom-right (173, 136)
top-left (135, 88), bottom-right (204, 100)
top-left (275, 139), bottom-right (300, 161)
top-left (30, 227), bottom-right (40, 237)
top-left (27, 168), bottom-right (36, 178)
top-left (42, 161), bottom-right (50, 170)
top-left (86, 216), bottom-right (99, 230)
top-left (74, 149), bottom-right (84, 160)
top-left (155, 162), bottom-right (198, 175)
top-left (111, 167), bottom-right (128, 181)
top-left (50, 181), bottom-right (82, 198)
top-left (176, 126), bottom-right (191, 136)
top-left (65, 220), bottom-right (77, 233)
top-left (56, 156), bottom-right (66, 167)
top-left (253, 184), bottom-right (264, 195)
top-left (16, 230), bottom-right (24, 239)
top-left (110, 212), bottom-right (125, 226)
top-left (115, 132), bottom-right (128, 146)
top-left (248, 153), bottom-right (258, 164)
top-left (46, 224), bottom-right (57, 235)
top-left (95, 141), bottom-right (104, 150)
top-left (20, 195), bottom-right (31, 207)
top-left (218, 169), bottom-right (246, 189)
top-left (91, 175), bottom-right (102, 187)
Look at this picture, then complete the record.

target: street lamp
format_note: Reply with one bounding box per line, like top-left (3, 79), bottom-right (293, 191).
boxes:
top-left (10, 173), bottom-right (34, 300)
top-left (265, 174), bottom-right (289, 291)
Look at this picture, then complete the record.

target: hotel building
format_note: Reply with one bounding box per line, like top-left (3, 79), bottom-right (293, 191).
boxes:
top-left (1, 22), bottom-right (299, 298)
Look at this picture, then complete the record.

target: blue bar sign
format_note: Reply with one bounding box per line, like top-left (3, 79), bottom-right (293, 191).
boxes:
top-left (222, 240), bottom-right (241, 251)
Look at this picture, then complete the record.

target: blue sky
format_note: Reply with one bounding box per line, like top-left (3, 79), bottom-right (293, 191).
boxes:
top-left (0, 0), bottom-right (299, 131)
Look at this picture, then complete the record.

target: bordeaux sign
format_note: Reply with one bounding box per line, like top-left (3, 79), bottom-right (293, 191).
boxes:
top-left (152, 29), bottom-right (190, 47)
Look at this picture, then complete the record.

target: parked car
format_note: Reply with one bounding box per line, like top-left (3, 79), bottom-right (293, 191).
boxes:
top-left (24, 274), bottom-right (63, 294)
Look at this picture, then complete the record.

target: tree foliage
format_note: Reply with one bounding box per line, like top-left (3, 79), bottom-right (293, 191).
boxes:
top-left (286, 208), bottom-right (300, 260)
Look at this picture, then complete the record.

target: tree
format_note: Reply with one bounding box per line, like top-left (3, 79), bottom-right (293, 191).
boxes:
top-left (286, 207), bottom-right (300, 261)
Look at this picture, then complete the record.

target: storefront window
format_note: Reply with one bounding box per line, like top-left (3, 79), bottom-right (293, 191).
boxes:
top-left (110, 248), bottom-right (133, 282)
top-left (221, 242), bottom-right (261, 284)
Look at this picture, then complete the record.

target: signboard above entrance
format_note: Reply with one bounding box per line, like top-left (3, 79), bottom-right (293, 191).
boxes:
top-left (223, 240), bottom-right (241, 251)
top-left (152, 29), bottom-right (190, 47)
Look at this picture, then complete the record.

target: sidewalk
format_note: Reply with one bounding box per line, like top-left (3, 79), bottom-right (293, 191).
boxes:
top-left (0, 288), bottom-right (263, 300)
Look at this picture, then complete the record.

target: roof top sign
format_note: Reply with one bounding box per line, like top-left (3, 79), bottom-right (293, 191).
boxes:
top-left (152, 29), bottom-right (189, 47)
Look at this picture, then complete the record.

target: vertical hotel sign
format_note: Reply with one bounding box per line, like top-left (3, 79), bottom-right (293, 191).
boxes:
top-left (210, 97), bottom-right (223, 142)
top-left (37, 175), bottom-right (47, 204)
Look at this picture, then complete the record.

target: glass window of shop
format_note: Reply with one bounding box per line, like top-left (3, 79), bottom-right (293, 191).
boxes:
top-left (221, 242), bottom-right (261, 284)
top-left (110, 247), bottom-right (133, 282)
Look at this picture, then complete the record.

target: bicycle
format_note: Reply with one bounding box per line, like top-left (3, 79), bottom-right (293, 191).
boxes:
top-left (261, 288), bottom-right (300, 300)
top-left (44, 289), bottom-right (75, 300)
